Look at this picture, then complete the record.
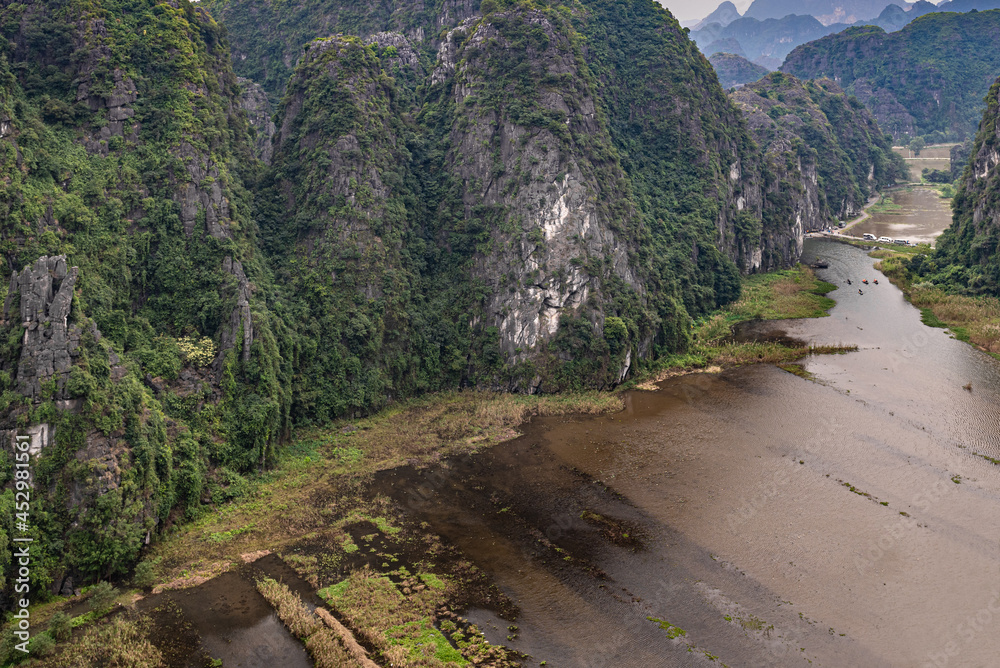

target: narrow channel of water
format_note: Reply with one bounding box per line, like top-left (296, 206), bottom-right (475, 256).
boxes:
top-left (376, 238), bottom-right (1000, 667)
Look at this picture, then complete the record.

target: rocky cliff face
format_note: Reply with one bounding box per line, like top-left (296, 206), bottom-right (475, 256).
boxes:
top-left (732, 74), bottom-right (904, 237)
top-left (237, 77), bottom-right (276, 164)
top-left (262, 34), bottom-right (428, 419)
top-left (4, 257), bottom-right (84, 402)
top-left (442, 11), bottom-right (641, 364)
top-left (936, 77), bottom-right (1000, 289)
top-left (0, 0), bottom-right (289, 589)
top-left (202, 0), bottom-right (481, 97)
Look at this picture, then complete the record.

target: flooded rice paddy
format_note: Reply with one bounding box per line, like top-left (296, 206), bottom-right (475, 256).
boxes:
top-left (850, 187), bottom-right (953, 246)
top-left (138, 555), bottom-right (314, 668)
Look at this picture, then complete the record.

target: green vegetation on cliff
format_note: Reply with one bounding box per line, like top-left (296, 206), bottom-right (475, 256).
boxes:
top-left (0, 0), bottom-right (905, 607)
top-left (868, 74), bottom-right (1000, 355)
top-left (780, 11), bottom-right (1000, 141)
top-left (0, 0), bottom-right (289, 588)
top-left (709, 53), bottom-right (769, 90)
top-left (732, 73), bottom-right (905, 228)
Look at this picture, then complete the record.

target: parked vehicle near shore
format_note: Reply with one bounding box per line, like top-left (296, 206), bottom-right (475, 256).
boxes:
top-left (863, 233), bottom-right (876, 240)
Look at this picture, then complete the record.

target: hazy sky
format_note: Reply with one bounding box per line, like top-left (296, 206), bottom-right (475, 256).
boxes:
top-left (657, 0), bottom-right (753, 23)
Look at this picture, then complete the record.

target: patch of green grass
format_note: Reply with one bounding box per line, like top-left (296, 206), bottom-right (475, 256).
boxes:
top-left (647, 616), bottom-right (686, 639)
top-left (869, 194), bottom-right (903, 214)
top-left (920, 308), bottom-right (948, 328)
top-left (950, 326), bottom-right (970, 342)
top-left (385, 619), bottom-right (468, 665)
top-left (419, 573), bottom-right (447, 590)
top-left (341, 535), bottom-right (359, 554)
top-left (207, 524), bottom-right (254, 543)
top-left (722, 265), bottom-right (836, 323)
top-left (777, 363), bottom-right (814, 381)
top-left (317, 578), bottom-right (351, 603)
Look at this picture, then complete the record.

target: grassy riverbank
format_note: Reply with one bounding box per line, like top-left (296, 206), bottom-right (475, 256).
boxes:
top-left (9, 264), bottom-right (850, 668)
top-left (875, 253), bottom-right (1000, 356)
top-left (634, 265), bottom-right (851, 386)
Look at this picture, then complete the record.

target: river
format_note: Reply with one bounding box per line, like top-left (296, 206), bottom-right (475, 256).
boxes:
top-left (375, 238), bottom-right (1000, 667)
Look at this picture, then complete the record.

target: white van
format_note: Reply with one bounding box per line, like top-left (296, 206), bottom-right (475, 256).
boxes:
top-left (878, 236), bottom-right (892, 244)
top-left (894, 239), bottom-right (909, 246)
top-left (863, 233), bottom-right (876, 241)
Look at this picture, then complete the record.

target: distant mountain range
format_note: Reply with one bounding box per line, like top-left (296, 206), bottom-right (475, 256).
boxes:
top-left (743, 0), bottom-right (899, 24)
top-left (691, 0), bottom-right (1000, 70)
top-left (781, 10), bottom-right (1000, 140)
top-left (693, 1), bottom-right (743, 30)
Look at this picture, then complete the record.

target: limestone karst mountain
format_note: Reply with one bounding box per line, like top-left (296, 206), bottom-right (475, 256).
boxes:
top-left (0, 0), bottom-right (903, 595)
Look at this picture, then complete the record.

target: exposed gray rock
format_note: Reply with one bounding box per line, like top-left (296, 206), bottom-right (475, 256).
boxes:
top-left (432, 19), bottom-right (477, 86)
top-left (367, 32), bottom-right (421, 70)
top-left (174, 142), bottom-right (231, 238)
top-left (2, 256), bottom-right (81, 401)
top-left (80, 68), bottom-right (140, 155)
top-left (449, 12), bottom-right (642, 360)
top-left (216, 256), bottom-right (254, 370)
top-left (236, 77), bottom-right (276, 165)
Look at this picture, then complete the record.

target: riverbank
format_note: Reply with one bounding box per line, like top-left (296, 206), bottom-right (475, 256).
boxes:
top-left (12, 263), bottom-right (854, 667)
top-left (874, 251), bottom-right (1000, 357)
top-left (839, 192), bottom-right (881, 233)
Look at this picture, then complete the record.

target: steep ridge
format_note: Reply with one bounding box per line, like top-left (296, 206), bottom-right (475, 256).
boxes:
top-left (781, 11), bottom-right (1000, 141)
top-left (935, 76), bottom-right (1000, 290)
top-left (252, 0), bottom-right (781, 393)
top-left (0, 0), bottom-right (289, 586)
top-left (731, 73), bottom-right (905, 242)
top-left (201, 0), bottom-right (481, 97)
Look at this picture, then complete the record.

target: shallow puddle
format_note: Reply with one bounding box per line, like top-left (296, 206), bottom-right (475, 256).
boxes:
top-left (139, 563), bottom-right (313, 668)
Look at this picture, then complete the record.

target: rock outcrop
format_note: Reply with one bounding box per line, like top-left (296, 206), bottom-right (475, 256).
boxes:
top-left (237, 77), bottom-right (276, 164)
top-left (3, 256), bottom-right (81, 401)
top-left (444, 11), bottom-right (641, 359)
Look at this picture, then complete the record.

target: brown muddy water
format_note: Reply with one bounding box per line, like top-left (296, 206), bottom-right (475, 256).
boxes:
top-left (137, 555), bottom-right (314, 668)
top-left (851, 188), bottom-right (952, 246)
top-left (374, 238), bottom-right (1000, 667)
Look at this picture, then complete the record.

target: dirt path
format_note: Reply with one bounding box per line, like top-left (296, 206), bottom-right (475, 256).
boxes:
top-left (838, 192), bottom-right (881, 234)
